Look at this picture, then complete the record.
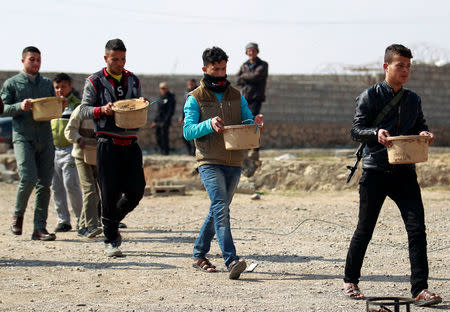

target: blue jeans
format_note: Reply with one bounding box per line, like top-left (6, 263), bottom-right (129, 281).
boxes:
top-left (193, 164), bottom-right (241, 267)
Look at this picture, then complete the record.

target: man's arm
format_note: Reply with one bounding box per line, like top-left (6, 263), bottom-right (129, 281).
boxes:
top-left (350, 89), bottom-right (378, 143)
top-left (79, 79), bottom-right (96, 120)
top-left (236, 64), bottom-right (245, 86)
top-left (238, 61), bottom-right (268, 83)
top-left (183, 96), bottom-right (214, 141)
top-left (0, 81), bottom-right (23, 117)
top-left (64, 106), bottom-right (82, 144)
top-left (165, 93), bottom-right (176, 124)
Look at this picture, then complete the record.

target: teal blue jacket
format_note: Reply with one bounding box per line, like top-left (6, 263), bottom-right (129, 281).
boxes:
top-left (183, 93), bottom-right (253, 141)
top-left (0, 72), bottom-right (55, 142)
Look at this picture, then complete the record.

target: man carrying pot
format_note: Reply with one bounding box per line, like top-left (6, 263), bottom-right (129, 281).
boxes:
top-left (183, 46), bottom-right (264, 279)
top-left (342, 44), bottom-right (441, 307)
top-left (1, 46), bottom-right (58, 241)
top-left (79, 39), bottom-right (146, 257)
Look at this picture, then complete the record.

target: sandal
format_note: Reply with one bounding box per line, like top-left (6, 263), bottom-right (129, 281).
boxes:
top-left (192, 258), bottom-right (217, 272)
top-left (228, 258), bottom-right (247, 280)
top-left (343, 283), bottom-right (365, 300)
top-left (414, 289), bottom-right (442, 307)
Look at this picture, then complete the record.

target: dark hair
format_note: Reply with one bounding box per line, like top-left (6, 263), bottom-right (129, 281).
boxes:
top-left (105, 38), bottom-right (127, 52)
top-left (22, 46), bottom-right (40, 57)
top-left (53, 73), bottom-right (72, 83)
top-left (202, 47), bottom-right (228, 66)
top-left (384, 44), bottom-right (413, 63)
top-left (188, 78), bottom-right (197, 83)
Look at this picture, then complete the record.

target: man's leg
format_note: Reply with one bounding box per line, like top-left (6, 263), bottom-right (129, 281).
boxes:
top-left (389, 170), bottom-right (429, 297)
top-left (344, 170), bottom-right (386, 284)
top-left (34, 141), bottom-right (54, 230)
top-left (197, 165), bottom-right (241, 267)
top-left (75, 158), bottom-right (100, 229)
top-left (193, 165), bottom-right (220, 261)
top-left (13, 140), bottom-right (38, 218)
top-left (52, 150), bottom-right (71, 226)
top-left (97, 140), bottom-right (122, 244)
top-left (60, 149), bottom-right (82, 223)
top-left (155, 126), bottom-right (164, 154)
top-left (117, 143), bottom-right (145, 221)
top-left (162, 124), bottom-right (170, 155)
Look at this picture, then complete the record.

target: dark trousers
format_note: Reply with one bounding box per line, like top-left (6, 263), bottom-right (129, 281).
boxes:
top-left (247, 100), bottom-right (262, 116)
top-left (97, 139), bottom-right (146, 243)
top-left (182, 137), bottom-right (195, 156)
top-left (344, 168), bottom-right (429, 297)
top-left (156, 124), bottom-right (170, 155)
top-left (247, 100), bottom-right (262, 156)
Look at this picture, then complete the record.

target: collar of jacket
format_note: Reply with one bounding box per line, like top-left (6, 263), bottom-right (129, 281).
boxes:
top-left (245, 56), bottom-right (262, 66)
top-left (18, 71), bottom-right (41, 85)
top-left (381, 80), bottom-right (405, 95)
top-left (102, 67), bottom-right (131, 83)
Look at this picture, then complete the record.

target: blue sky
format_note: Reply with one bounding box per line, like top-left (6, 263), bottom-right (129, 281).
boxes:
top-left (1, 0), bottom-right (449, 75)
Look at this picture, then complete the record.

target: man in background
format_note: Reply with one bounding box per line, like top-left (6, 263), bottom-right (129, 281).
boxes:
top-left (237, 42), bottom-right (268, 164)
top-left (51, 73), bottom-right (83, 233)
top-left (151, 82), bottom-right (176, 155)
top-left (179, 79), bottom-right (197, 156)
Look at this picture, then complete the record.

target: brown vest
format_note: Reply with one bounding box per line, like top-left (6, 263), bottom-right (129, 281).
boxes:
top-left (191, 80), bottom-right (246, 167)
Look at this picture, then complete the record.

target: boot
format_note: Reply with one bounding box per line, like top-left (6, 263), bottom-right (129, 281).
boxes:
top-left (31, 228), bottom-right (56, 241)
top-left (10, 215), bottom-right (24, 235)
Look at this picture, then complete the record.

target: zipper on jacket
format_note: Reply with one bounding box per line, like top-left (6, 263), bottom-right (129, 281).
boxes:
top-left (396, 96), bottom-right (402, 135)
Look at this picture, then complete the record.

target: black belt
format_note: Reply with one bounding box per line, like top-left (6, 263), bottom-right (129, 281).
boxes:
top-left (97, 136), bottom-right (137, 146)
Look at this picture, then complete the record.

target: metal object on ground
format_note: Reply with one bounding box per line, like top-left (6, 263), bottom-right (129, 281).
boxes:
top-left (366, 297), bottom-right (414, 312)
top-left (151, 180), bottom-right (185, 196)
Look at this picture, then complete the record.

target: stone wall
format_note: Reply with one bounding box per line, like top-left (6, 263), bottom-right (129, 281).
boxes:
top-left (1, 63), bottom-right (449, 151)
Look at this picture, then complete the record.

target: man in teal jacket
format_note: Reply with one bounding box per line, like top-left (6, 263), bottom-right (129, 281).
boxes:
top-left (0, 46), bottom-right (58, 241)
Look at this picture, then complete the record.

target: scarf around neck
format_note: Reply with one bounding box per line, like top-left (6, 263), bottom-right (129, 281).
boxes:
top-left (203, 74), bottom-right (229, 93)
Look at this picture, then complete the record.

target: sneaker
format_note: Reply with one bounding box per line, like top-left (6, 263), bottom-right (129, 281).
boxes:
top-left (85, 227), bottom-right (102, 239)
top-left (118, 222), bottom-right (127, 229)
top-left (54, 223), bottom-right (72, 232)
top-left (105, 242), bottom-right (123, 257)
top-left (228, 258), bottom-right (247, 280)
top-left (77, 227), bottom-right (88, 237)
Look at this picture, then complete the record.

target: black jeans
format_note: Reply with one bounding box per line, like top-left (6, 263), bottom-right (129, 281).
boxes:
top-left (156, 124), bottom-right (170, 155)
top-left (344, 168), bottom-right (429, 297)
top-left (97, 139), bottom-right (146, 243)
top-left (247, 100), bottom-right (262, 116)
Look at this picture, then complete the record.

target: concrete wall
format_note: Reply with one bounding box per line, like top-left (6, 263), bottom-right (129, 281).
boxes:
top-left (1, 63), bottom-right (449, 151)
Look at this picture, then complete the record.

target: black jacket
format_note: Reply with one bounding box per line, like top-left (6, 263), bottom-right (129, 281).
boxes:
top-left (154, 91), bottom-right (176, 126)
top-left (351, 81), bottom-right (429, 171)
top-left (237, 57), bottom-right (268, 102)
top-left (80, 68), bottom-right (141, 136)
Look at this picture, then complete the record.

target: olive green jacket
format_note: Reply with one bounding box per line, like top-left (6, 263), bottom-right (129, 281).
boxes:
top-left (0, 72), bottom-right (55, 143)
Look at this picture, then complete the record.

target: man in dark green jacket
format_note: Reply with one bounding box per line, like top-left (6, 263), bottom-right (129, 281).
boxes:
top-left (0, 46), bottom-right (57, 241)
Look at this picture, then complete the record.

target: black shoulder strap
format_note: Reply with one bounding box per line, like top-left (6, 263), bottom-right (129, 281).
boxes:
top-left (372, 89), bottom-right (405, 126)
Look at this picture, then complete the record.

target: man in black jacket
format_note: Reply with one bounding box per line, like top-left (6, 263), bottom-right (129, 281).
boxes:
top-left (151, 82), bottom-right (175, 155)
top-left (343, 44), bottom-right (441, 307)
top-left (79, 39), bottom-right (146, 257)
top-left (237, 42), bottom-right (268, 164)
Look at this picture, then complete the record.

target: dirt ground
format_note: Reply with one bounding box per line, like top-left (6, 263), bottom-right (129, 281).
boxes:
top-left (0, 176), bottom-right (449, 311)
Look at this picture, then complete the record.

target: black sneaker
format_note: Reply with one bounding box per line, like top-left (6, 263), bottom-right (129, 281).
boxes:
top-left (118, 222), bottom-right (127, 229)
top-left (54, 223), bottom-right (72, 232)
top-left (85, 227), bottom-right (102, 239)
top-left (77, 228), bottom-right (88, 237)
